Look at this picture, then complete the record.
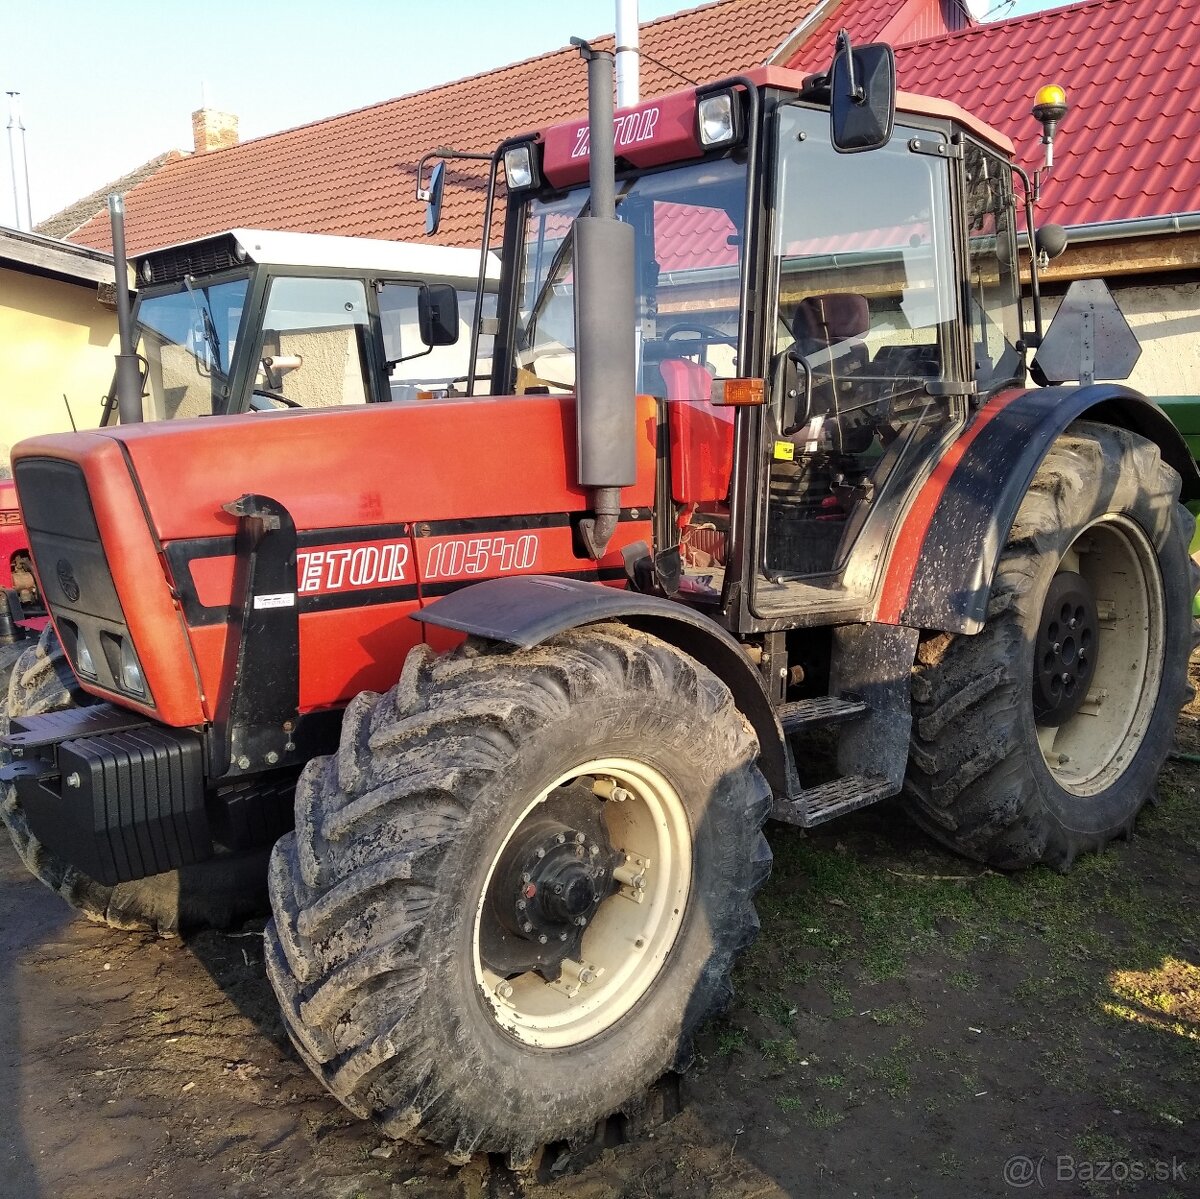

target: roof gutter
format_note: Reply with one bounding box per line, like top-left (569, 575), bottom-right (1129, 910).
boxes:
top-left (1022, 211), bottom-right (1200, 248)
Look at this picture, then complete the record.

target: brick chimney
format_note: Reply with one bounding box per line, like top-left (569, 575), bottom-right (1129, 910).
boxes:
top-left (191, 107), bottom-right (239, 154)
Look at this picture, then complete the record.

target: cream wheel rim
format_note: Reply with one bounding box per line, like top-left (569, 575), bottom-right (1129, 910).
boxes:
top-left (473, 756), bottom-right (693, 1049)
top-left (1035, 514), bottom-right (1165, 796)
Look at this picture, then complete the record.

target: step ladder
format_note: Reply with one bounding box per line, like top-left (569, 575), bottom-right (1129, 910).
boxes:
top-left (772, 694), bottom-right (901, 827)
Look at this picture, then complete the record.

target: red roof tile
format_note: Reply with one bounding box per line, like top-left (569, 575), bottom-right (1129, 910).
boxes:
top-left (68, 0), bottom-right (950, 257)
top-left (893, 0), bottom-right (1200, 229)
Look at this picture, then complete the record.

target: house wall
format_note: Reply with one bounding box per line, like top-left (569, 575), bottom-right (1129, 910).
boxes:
top-left (0, 266), bottom-right (116, 473)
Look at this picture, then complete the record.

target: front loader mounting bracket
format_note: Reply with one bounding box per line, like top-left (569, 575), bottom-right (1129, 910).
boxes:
top-left (210, 493), bottom-right (301, 779)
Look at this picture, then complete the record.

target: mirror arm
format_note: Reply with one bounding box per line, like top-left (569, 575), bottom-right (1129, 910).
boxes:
top-left (1010, 162), bottom-right (1044, 346)
top-left (386, 343), bottom-right (434, 374)
top-left (835, 29), bottom-right (865, 104)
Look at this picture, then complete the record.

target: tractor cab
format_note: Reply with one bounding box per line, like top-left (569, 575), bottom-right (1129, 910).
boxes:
top-left (122, 228), bottom-right (498, 421)
top-left (481, 57), bottom-right (1023, 634)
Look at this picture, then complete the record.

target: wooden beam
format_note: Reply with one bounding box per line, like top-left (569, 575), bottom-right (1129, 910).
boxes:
top-left (1021, 231), bottom-right (1200, 285)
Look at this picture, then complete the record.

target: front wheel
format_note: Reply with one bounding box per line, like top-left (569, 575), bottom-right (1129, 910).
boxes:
top-left (904, 422), bottom-right (1196, 870)
top-left (264, 624), bottom-right (771, 1163)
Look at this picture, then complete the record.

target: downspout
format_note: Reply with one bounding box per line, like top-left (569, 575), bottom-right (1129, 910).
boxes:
top-left (570, 39), bottom-right (637, 560)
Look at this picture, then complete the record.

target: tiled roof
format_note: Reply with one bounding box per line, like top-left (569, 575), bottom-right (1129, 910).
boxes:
top-left (35, 151), bottom-right (184, 240)
top-left (894, 0), bottom-right (1200, 229)
top-left (67, 0), bottom-right (930, 256)
top-left (785, 0), bottom-right (969, 72)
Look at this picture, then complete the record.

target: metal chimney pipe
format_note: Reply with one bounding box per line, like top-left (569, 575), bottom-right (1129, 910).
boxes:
top-left (108, 195), bottom-right (144, 424)
top-left (615, 0), bottom-right (640, 108)
top-left (6, 91), bottom-right (31, 231)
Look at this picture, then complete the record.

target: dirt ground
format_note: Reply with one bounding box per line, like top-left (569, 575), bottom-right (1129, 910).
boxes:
top-left (3, 687), bottom-right (1198, 1199)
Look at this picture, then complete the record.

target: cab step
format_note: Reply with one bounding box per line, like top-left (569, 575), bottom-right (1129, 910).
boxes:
top-left (771, 772), bottom-right (898, 828)
top-left (802, 774), bottom-right (896, 826)
top-left (777, 695), bottom-right (868, 735)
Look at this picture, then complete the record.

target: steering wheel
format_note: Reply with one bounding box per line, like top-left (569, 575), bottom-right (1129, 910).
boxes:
top-left (662, 321), bottom-right (736, 345)
top-left (250, 389), bottom-right (303, 411)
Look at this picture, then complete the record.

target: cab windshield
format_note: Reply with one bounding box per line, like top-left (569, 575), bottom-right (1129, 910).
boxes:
top-left (135, 276), bottom-right (249, 419)
top-left (511, 157), bottom-right (746, 398)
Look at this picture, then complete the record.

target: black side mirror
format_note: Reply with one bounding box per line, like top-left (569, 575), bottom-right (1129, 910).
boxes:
top-left (417, 283), bottom-right (460, 347)
top-left (829, 34), bottom-right (896, 154)
top-left (1035, 223), bottom-right (1068, 261)
top-left (424, 160), bottom-right (446, 236)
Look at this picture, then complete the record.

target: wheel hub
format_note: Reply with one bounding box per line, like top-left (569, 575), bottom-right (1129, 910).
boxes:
top-left (479, 782), bottom-right (619, 980)
top-left (1033, 569), bottom-right (1099, 726)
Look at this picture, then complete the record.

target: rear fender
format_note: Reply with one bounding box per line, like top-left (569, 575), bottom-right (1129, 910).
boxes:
top-left (878, 384), bottom-right (1200, 634)
top-left (415, 574), bottom-right (792, 797)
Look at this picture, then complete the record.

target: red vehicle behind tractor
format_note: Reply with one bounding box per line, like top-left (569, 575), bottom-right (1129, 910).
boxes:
top-left (1, 39), bottom-right (1194, 1166)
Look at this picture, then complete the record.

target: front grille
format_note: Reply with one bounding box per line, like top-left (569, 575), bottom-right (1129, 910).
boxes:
top-left (12, 457), bottom-right (150, 705)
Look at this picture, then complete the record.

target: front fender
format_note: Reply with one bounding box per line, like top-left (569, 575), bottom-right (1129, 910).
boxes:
top-left (878, 384), bottom-right (1200, 635)
top-left (414, 575), bottom-right (791, 797)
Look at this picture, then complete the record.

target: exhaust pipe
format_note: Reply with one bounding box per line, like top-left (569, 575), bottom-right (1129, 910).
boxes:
top-left (570, 39), bottom-right (636, 560)
top-left (108, 194), bottom-right (143, 424)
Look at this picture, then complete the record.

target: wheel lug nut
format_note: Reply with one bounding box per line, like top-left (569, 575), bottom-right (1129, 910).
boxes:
top-left (589, 845), bottom-right (599, 856)
top-left (536, 848), bottom-right (546, 859)
top-left (1061, 673), bottom-right (1070, 684)
top-left (517, 899), bottom-right (526, 910)
top-left (497, 981), bottom-right (513, 999)
top-left (522, 921), bottom-right (533, 933)
top-left (1053, 642), bottom-right (1061, 654)
top-left (521, 872), bottom-right (531, 883)
top-left (575, 916), bottom-right (588, 927)
top-left (1069, 618), bottom-right (1077, 629)
top-left (575, 832), bottom-right (585, 844)
top-left (559, 932), bottom-right (568, 941)
top-left (554, 884), bottom-right (564, 895)
top-left (538, 934), bottom-right (548, 944)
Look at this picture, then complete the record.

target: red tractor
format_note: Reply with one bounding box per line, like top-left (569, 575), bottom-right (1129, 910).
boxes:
top-left (2, 39), bottom-right (1194, 1166)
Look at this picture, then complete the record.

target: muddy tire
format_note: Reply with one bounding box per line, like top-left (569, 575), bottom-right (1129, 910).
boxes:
top-left (0, 626), bottom-right (269, 933)
top-left (904, 422), bottom-right (1195, 869)
top-left (264, 623), bottom-right (771, 1163)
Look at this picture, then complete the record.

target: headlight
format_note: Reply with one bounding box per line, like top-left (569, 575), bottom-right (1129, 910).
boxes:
top-left (119, 638), bottom-right (146, 697)
top-left (697, 91), bottom-right (740, 148)
top-left (503, 144), bottom-right (538, 190)
top-left (75, 635), bottom-right (96, 678)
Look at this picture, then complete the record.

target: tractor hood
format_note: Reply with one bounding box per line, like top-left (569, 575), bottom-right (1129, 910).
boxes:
top-left (11, 396), bottom-right (657, 726)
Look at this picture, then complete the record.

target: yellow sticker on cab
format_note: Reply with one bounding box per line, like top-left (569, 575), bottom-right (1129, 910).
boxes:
top-left (773, 440), bottom-right (795, 461)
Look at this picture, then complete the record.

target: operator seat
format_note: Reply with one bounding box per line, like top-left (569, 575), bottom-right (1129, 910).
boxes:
top-left (786, 292), bottom-right (870, 438)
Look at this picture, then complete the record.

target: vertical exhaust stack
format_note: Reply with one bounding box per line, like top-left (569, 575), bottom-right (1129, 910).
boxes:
top-left (570, 39), bottom-right (637, 560)
top-left (108, 194), bottom-right (143, 424)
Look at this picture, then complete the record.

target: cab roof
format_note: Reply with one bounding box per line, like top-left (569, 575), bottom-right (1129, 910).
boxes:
top-left (139, 228), bottom-right (499, 287)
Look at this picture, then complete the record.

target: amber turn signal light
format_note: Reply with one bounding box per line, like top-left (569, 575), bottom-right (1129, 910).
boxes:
top-left (711, 377), bottom-right (765, 406)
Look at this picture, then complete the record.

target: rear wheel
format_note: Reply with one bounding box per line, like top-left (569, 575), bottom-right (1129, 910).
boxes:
top-left (0, 626), bottom-right (269, 933)
top-left (264, 624), bottom-right (771, 1163)
top-left (904, 423), bottom-right (1195, 869)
